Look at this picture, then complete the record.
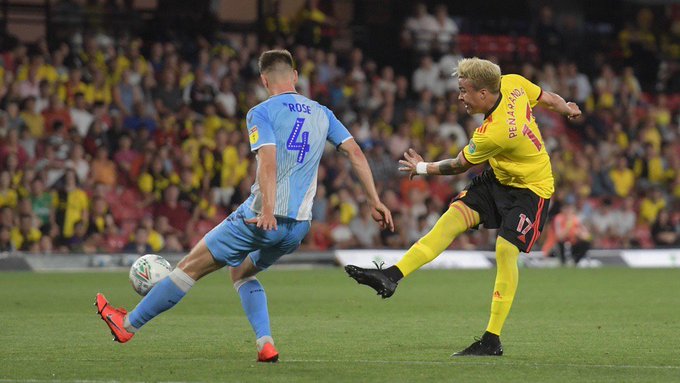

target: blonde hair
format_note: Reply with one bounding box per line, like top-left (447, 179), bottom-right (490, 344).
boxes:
top-left (454, 58), bottom-right (501, 93)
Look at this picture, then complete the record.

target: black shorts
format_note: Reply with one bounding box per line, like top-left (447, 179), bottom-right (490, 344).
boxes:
top-left (453, 169), bottom-right (550, 253)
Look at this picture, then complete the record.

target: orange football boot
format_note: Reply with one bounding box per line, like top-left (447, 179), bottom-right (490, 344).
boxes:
top-left (257, 342), bottom-right (279, 363)
top-left (94, 293), bottom-right (134, 343)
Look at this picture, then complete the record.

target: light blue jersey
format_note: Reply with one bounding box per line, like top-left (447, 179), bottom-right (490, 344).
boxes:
top-left (205, 92), bottom-right (351, 270)
top-left (245, 92), bottom-right (352, 221)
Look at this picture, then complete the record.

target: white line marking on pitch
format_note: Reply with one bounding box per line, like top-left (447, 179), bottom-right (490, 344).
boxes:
top-left (285, 359), bottom-right (680, 370)
top-left (1, 359), bottom-right (679, 382)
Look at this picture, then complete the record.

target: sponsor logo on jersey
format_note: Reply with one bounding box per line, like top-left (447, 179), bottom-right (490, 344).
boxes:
top-left (468, 139), bottom-right (477, 154)
top-left (249, 126), bottom-right (259, 144)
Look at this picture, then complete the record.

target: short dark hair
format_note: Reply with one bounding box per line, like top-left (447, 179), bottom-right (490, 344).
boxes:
top-left (258, 49), bottom-right (294, 74)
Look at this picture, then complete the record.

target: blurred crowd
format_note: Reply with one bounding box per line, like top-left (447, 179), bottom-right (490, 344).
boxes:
top-left (1, 2), bottom-right (679, 255)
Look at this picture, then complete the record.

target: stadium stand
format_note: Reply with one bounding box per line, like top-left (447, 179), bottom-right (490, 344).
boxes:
top-left (0, 1), bottom-right (679, 257)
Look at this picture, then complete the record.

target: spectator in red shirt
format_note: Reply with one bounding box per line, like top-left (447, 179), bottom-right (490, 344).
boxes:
top-left (553, 203), bottom-right (592, 265)
top-left (42, 94), bottom-right (72, 135)
top-left (154, 184), bottom-right (192, 233)
top-left (0, 128), bottom-right (29, 168)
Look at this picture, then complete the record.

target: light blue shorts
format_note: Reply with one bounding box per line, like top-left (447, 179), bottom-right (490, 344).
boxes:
top-left (204, 203), bottom-right (311, 270)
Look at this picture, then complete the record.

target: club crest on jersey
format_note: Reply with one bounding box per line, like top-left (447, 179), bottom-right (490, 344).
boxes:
top-left (249, 126), bottom-right (259, 144)
top-left (468, 139), bottom-right (477, 154)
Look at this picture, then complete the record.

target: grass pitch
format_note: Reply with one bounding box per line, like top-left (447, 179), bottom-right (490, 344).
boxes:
top-left (1, 267), bottom-right (679, 382)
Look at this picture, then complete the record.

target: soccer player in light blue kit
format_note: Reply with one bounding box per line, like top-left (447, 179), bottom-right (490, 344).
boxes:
top-left (95, 49), bottom-right (394, 362)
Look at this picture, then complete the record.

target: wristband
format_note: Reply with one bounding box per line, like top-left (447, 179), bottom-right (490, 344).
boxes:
top-left (416, 162), bottom-right (428, 175)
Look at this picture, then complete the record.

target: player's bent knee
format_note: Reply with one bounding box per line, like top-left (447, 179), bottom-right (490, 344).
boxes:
top-left (230, 258), bottom-right (260, 282)
top-left (233, 276), bottom-right (258, 292)
top-left (177, 238), bottom-right (223, 281)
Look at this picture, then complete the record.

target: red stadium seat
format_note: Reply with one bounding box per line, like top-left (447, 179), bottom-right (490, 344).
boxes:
top-left (496, 36), bottom-right (515, 61)
top-left (457, 34), bottom-right (475, 55)
top-left (516, 36), bottom-right (539, 62)
top-left (477, 35), bottom-right (497, 56)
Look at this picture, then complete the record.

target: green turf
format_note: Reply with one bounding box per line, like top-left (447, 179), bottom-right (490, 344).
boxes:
top-left (1, 267), bottom-right (679, 382)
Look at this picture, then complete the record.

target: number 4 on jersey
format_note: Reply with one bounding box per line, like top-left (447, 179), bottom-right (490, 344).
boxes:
top-left (287, 118), bottom-right (310, 163)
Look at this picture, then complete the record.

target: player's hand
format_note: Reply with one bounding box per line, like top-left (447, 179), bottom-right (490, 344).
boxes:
top-left (398, 148), bottom-right (424, 180)
top-left (245, 213), bottom-right (278, 231)
top-left (566, 102), bottom-right (581, 120)
top-left (369, 201), bottom-right (395, 232)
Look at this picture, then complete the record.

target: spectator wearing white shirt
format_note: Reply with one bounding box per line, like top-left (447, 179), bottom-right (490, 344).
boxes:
top-left (18, 67), bottom-right (41, 99)
top-left (377, 66), bottom-right (397, 95)
top-left (433, 5), bottom-right (459, 53)
top-left (412, 55), bottom-right (441, 96)
top-left (403, 3), bottom-right (438, 53)
top-left (215, 76), bottom-right (237, 118)
top-left (70, 93), bottom-right (94, 137)
top-left (64, 144), bottom-right (90, 184)
top-left (566, 63), bottom-right (592, 106)
top-left (439, 49), bottom-right (463, 93)
top-left (439, 111), bottom-right (468, 150)
top-left (350, 203), bottom-right (381, 248)
top-left (589, 198), bottom-right (617, 242)
top-left (613, 197), bottom-right (637, 245)
top-left (35, 80), bottom-right (51, 113)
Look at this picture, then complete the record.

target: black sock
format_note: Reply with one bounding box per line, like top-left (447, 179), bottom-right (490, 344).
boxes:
top-left (383, 266), bottom-right (403, 283)
top-left (481, 331), bottom-right (500, 346)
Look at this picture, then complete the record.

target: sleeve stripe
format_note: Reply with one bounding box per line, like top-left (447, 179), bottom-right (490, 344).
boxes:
top-left (250, 143), bottom-right (276, 152)
top-left (340, 136), bottom-right (353, 144)
top-left (335, 136), bottom-right (354, 150)
top-left (537, 88), bottom-right (543, 101)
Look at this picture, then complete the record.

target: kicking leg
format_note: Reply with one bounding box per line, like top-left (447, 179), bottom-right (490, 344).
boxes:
top-left (230, 256), bottom-right (278, 362)
top-left (394, 201), bottom-right (480, 277)
top-left (96, 239), bottom-right (221, 342)
top-left (124, 239), bottom-right (222, 333)
top-left (345, 201), bottom-right (479, 298)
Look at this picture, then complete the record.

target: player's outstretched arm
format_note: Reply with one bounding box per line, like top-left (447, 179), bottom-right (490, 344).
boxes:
top-left (245, 145), bottom-right (278, 230)
top-left (537, 91), bottom-right (582, 119)
top-left (399, 148), bottom-right (472, 179)
top-left (338, 138), bottom-right (394, 231)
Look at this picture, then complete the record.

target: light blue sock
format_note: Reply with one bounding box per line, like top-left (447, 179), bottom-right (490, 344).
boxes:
top-left (235, 278), bottom-right (271, 339)
top-left (126, 268), bottom-right (195, 330)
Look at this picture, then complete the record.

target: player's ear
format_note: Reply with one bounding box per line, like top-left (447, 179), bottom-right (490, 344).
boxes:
top-left (292, 70), bottom-right (298, 84)
top-left (260, 74), bottom-right (268, 89)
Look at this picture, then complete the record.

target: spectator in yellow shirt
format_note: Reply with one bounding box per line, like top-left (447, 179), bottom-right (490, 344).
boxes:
top-left (87, 70), bottom-right (112, 105)
top-left (58, 68), bottom-right (91, 106)
top-left (203, 104), bottom-right (229, 139)
top-left (639, 189), bottom-right (666, 224)
top-left (609, 158), bottom-right (635, 197)
top-left (0, 171), bottom-right (18, 208)
top-left (19, 97), bottom-right (45, 138)
top-left (140, 215), bottom-right (164, 252)
top-left (10, 213), bottom-right (42, 252)
top-left (55, 169), bottom-right (90, 239)
top-left (640, 119), bottom-right (662, 152)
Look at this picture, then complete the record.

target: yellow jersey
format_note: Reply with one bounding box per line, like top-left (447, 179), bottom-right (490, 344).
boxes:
top-left (463, 74), bottom-right (554, 199)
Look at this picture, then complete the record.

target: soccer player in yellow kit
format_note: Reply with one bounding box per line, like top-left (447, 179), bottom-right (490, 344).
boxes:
top-left (346, 58), bottom-right (581, 356)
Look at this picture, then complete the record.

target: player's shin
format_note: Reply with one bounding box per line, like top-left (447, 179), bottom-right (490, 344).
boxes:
top-left (485, 236), bottom-right (520, 336)
top-left (235, 277), bottom-right (273, 348)
top-left (394, 201), bottom-right (479, 278)
top-left (125, 268), bottom-right (195, 332)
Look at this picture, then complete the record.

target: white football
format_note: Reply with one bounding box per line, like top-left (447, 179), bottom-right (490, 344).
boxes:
top-left (129, 254), bottom-right (173, 296)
